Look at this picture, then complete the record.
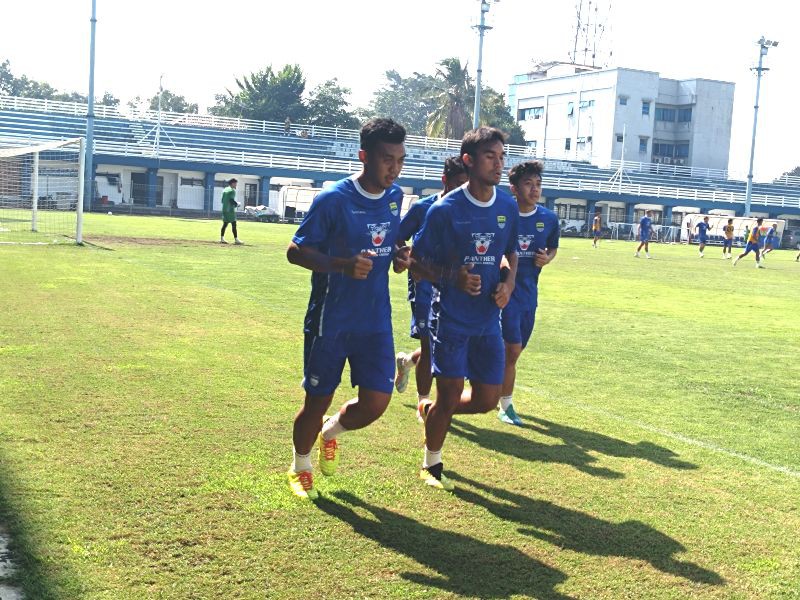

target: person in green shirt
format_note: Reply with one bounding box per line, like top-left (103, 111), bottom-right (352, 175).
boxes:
top-left (220, 178), bottom-right (243, 245)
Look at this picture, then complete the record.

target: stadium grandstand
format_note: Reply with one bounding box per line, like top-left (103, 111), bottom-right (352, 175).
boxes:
top-left (2, 94), bottom-right (799, 245)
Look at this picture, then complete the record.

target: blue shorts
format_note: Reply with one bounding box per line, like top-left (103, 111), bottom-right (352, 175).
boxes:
top-left (430, 331), bottom-right (505, 385)
top-left (698, 235), bottom-right (708, 244)
top-left (765, 237), bottom-right (775, 247)
top-left (639, 233), bottom-right (650, 242)
top-left (723, 239), bottom-right (733, 249)
top-left (744, 242), bottom-right (760, 254)
top-left (410, 286), bottom-right (439, 340)
top-left (501, 298), bottom-right (538, 348)
top-left (303, 332), bottom-right (395, 396)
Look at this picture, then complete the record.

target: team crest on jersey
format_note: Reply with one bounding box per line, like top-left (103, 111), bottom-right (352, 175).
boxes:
top-left (518, 234), bottom-right (534, 251)
top-left (389, 201), bottom-right (399, 216)
top-left (497, 215), bottom-right (507, 229)
top-left (368, 222), bottom-right (391, 246)
top-left (472, 232), bottom-right (495, 255)
top-left (536, 221), bottom-right (545, 232)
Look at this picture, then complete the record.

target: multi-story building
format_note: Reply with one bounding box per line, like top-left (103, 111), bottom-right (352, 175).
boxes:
top-left (507, 62), bottom-right (735, 171)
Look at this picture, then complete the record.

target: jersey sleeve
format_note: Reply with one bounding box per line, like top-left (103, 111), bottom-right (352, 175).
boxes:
top-left (398, 203), bottom-right (424, 243)
top-left (505, 209), bottom-right (519, 256)
top-left (547, 216), bottom-right (561, 249)
top-left (413, 203), bottom-right (449, 266)
top-left (291, 191), bottom-right (334, 247)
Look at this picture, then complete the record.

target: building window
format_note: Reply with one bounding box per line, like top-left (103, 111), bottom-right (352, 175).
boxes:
top-left (619, 96), bottom-right (628, 106)
top-left (616, 134), bottom-right (624, 143)
top-left (653, 142), bottom-right (675, 157)
top-left (556, 204), bottom-right (568, 219)
top-left (678, 107), bottom-right (692, 122)
top-left (565, 138), bottom-right (571, 151)
top-left (639, 138), bottom-right (648, 153)
top-left (676, 142), bottom-right (690, 158)
top-left (642, 101), bottom-right (651, 116)
top-left (569, 205), bottom-right (586, 220)
top-left (587, 135), bottom-right (593, 143)
top-left (518, 106), bottom-right (544, 121)
top-left (579, 99), bottom-right (595, 109)
top-left (634, 209), bottom-right (662, 224)
top-left (608, 206), bottom-right (624, 222)
top-left (655, 107), bottom-right (676, 122)
top-left (180, 177), bottom-right (204, 187)
top-left (567, 102), bottom-right (575, 116)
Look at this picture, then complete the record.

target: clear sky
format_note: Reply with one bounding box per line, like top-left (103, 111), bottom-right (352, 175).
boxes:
top-left (1, 0), bottom-right (796, 180)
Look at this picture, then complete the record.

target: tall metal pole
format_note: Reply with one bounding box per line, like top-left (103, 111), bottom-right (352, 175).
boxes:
top-left (472, 1), bottom-right (492, 129)
top-left (744, 38), bottom-right (775, 217)
top-left (85, 0), bottom-right (97, 211)
top-left (155, 74), bottom-right (163, 158)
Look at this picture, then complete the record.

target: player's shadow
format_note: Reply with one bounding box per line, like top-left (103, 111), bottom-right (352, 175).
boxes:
top-left (521, 416), bottom-right (698, 471)
top-left (449, 472), bottom-right (724, 586)
top-left (316, 490), bottom-right (574, 600)
top-left (449, 418), bottom-right (624, 479)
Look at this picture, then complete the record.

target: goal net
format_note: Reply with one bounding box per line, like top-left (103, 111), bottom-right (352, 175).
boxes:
top-left (0, 137), bottom-right (84, 244)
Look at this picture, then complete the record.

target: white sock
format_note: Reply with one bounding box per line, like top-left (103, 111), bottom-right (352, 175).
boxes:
top-left (292, 449), bottom-right (312, 473)
top-left (423, 446), bottom-right (442, 469)
top-left (418, 394), bottom-right (430, 404)
top-left (499, 395), bottom-right (513, 411)
top-left (321, 400), bottom-right (355, 441)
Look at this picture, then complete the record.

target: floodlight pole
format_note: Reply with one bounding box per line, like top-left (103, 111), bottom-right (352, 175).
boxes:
top-left (472, 1), bottom-right (494, 129)
top-left (744, 37), bottom-right (776, 217)
top-left (84, 0), bottom-right (97, 212)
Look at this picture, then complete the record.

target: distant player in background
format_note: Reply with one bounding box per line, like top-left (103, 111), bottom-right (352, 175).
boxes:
top-left (761, 222), bottom-right (779, 260)
top-left (220, 178), bottom-right (243, 245)
top-left (411, 127), bottom-right (519, 491)
top-left (733, 217), bottom-right (765, 268)
top-left (394, 157), bottom-right (469, 408)
top-left (285, 118), bottom-right (409, 500)
top-left (695, 216), bottom-right (712, 257)
top-left (635, 210), bottom-right (653, 258)
top-left (722, 218), bottom-right (735, 259)
top-left (591, 210), bottom-right (602, 248)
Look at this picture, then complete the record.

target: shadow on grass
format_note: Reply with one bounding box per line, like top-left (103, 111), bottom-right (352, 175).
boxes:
top-left (317, 490), bottom-right (574, 600)
top-left (0, 455), bottom-right (64, 599)
top-left (522, 416), bottom-right (698, 471)
top-left (450, 472), bottom-right (724, 586)
top-left (449, 418), bottom-right (624, 479)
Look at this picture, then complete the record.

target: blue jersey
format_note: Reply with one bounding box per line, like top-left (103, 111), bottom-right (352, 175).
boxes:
top-left (413, 184), bottom-right (519, 336)
top-left (640, 216), bottom-right (652, 235)
top-left (765, 227), bottom-right (776, 241)
top-left (292, 176), bottom-right (403, 336)
top-left (696, 222), bottom-right (710, 236)
top-left (509, 205), bottom-right (560, 310)
top-left (399, 194), bottom-right (439, 304)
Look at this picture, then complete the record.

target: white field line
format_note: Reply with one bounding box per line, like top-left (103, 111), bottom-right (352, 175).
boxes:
top-left (516, 384), bottom-right (800, 478)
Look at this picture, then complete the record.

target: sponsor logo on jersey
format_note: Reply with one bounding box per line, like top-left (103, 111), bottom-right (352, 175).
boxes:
top-left (472, 232), bottom-right (495, 255)
top-left (368, 222), bottom-right (391, 246)
top-left (518, 234), bottom-right (534, 251)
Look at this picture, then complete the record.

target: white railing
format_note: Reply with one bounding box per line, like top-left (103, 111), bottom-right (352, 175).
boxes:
top-left (606, 159), bottom-right (730, 182)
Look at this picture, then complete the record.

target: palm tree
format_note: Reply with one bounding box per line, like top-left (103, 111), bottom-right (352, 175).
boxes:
top-left (426, 58), bottom-right (473, 140)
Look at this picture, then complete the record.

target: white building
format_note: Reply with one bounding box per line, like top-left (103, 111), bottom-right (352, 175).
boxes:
top-left (507, 63), bottom-right (735, 171)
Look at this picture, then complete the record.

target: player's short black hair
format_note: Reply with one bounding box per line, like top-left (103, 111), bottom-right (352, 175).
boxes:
top-left (508, 161), bottom-right (544, 186)
top-left (228, 178), bottom-right (238, 185)
top-left (756, 217), bottom-right (764, 224)
top-left (360, 118), bottom-right (406, 153)
top-left (460, 127), bottom-right (507, 162)
top-left (728, 218), bottom-right (734, 223)
top-left (442, 156), bottom-right (466, 181)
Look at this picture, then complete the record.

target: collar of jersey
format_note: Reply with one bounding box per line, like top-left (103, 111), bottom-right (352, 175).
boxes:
top-left (519, 205), bottom-right (539, 217)
top-left (351, 174), bottom-right (385, 200)
top-left (462, 182), bottom-right (496, 207)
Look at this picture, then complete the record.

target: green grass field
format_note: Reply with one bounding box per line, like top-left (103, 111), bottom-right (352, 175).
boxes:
top-left (1, 214), bottom-right (798, 599)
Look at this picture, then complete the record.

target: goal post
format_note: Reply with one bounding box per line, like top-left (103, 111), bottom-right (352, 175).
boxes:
top-left (0, 137), bottom-right (84, 244)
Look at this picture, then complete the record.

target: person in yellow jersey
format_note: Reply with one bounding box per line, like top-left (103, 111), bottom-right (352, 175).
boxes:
top-left (721, 218), bottom-right (735, 259)
top-left (733, 217), bottom-right (765, 268)
top-left (591, 210), bottom-right (602, 248)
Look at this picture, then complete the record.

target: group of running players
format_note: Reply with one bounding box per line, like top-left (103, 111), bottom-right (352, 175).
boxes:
top-left (285, 119), bottom-right (559, 499)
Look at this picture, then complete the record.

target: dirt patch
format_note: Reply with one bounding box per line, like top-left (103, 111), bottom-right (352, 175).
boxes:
top-left (85, 235), bottom-right (222, 248)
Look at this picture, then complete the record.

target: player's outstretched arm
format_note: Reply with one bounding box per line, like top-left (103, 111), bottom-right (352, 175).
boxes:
top-left (287, 243), bottom-right (374, 279)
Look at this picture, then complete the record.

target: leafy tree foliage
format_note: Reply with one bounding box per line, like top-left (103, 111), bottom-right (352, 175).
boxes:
top-left (148, 89), bottom-right (198, 113)
top-left (211, 64), bottom-right (307, 122)
top-left (306, 79), bottom-right (359, 129)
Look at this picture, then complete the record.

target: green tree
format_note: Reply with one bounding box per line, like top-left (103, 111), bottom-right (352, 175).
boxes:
top-left (426, 57), bottom-right (473, 140)
top-left (306, 79), bottom-right (358, 129)
top-left (148, 89), bottom-right (198, 113)
top-left (366, 70), bottom-right (436, 136)
top-left (478, 86), bottom-right (526, 146)
top-left (2, 59), bottom-right (118, 107)
top-left (211, 64), bottom-right (307, 123)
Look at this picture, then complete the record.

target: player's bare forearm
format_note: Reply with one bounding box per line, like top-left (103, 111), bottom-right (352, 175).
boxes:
top-left (287, 243), bottom-right (351, 274)
top-left (504, 252), bottom-right (518, 290)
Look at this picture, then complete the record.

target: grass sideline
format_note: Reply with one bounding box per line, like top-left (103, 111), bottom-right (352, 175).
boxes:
top-left (0, 213), bottom-right (798, 599)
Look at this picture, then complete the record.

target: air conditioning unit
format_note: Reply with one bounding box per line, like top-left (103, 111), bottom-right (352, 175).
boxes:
top-left (652, 157), bottom-right (662, 164)
top-left (674, 158), bottom-right (685, 166)
top-left (663, 157), bottom-right (672, 165)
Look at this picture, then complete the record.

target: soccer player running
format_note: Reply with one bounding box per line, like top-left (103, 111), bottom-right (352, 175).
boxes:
top-left (285, 118), bottom-right (409, 500)
top-left (722, 218), bottom-right (735, 259)
top-left (761, 222), bottom-right (779, 260)
top-left (220, 178), bottom-right (243, 244)
top-left (695, 216), bottom-right (711, 257)
top-left (411, 127), bottom-right (519, 490)
top-left (733, 217), bottom-right (766, 268)
top-left (394, 157), bottom-right (469, 405)
top-left (634, 210), bottom-right (653, 258)
top-left (591, 210), bottom-right (601, 248)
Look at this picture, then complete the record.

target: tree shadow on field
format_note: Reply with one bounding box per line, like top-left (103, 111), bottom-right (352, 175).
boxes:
top-left (450, 472), bottom-right (724, 586)
top-left (0, 451), bottom-right (64, 599)
top-left (449, 418), bottom-right (625, 479)
top-left (521, 416), bottom-right (698, 471)
top-left (316, 490), bottom-right (574, 599)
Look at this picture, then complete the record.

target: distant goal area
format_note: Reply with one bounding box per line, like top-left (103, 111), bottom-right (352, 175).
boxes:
top-left (0, 137), bottom-right (84, 244)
